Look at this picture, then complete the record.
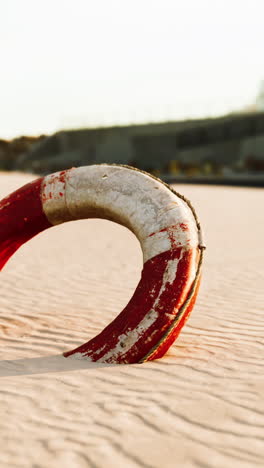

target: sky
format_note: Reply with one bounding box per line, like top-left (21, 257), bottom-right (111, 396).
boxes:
top-left (0, 0), bottom-right (263, 139)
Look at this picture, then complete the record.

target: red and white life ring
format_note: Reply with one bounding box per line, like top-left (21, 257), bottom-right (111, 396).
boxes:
top-left (0, 165), bottom-right (205, 364)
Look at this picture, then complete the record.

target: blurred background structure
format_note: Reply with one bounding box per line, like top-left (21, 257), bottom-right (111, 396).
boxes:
top-left (1, 0), bottom-right (264, 186)
top-left (256, 81), bottom-right (264, 112)
top-left (3, 112), bottom-right (264, 186)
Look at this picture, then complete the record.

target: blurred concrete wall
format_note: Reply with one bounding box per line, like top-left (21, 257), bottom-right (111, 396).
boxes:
top-left (13, 113), bottom-right (264, 174)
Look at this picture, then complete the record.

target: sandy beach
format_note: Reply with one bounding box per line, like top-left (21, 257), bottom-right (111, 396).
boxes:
top-left (0, 172), bottom-right (263, 468)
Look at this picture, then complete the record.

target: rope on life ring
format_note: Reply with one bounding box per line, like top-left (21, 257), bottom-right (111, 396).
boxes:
top-left (0, 164), bottom-right (205, 364)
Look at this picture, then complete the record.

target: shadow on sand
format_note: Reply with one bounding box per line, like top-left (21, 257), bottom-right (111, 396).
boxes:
top-left (0, 354), bottom-right (113, 377)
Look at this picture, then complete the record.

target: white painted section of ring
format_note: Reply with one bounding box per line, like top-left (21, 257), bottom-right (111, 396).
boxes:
top-left (41, 172), bottom-right (70, 225)
top-left (42, 165), bottom-right (199, 262)
top-left (69, 352), bottom-right (93, 362)
top-left (142, 224), bottom-right (193, 262)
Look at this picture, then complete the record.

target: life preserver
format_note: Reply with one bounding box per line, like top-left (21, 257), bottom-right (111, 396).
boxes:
top-left (0, 165), bottom-right (205, 364)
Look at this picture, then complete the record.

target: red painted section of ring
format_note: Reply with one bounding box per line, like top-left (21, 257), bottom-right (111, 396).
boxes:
top-left (64, 247), bottom-right (198, 363)
top-left (146, 275), bottom-right (201, 361)
top-left (0, 178), bottom-right (51, 270)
